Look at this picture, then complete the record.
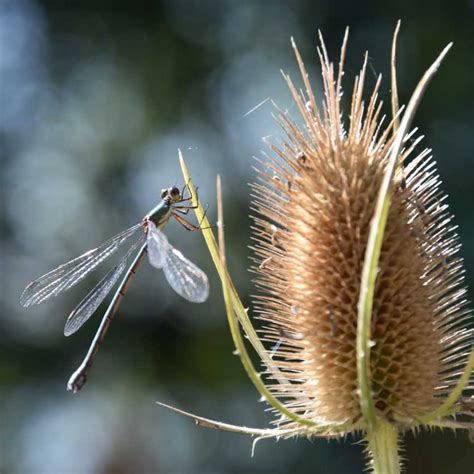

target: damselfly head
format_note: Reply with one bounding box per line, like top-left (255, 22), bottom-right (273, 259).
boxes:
top-left (161, 186), bottom-right (181, 202)
top-left (169, 186), bottom-right (181, 201)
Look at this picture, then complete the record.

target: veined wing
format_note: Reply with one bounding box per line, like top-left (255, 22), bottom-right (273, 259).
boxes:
top-left (64, 234), bottom-right (146, 336)
top-left (146, 221), bottom-right (209, 302)
top-left (163, 244), bottom-right (209, 303)
top-left (146, 220), bottom-right (168, 269)
top-left (20, 223), bottom-right (142, 307)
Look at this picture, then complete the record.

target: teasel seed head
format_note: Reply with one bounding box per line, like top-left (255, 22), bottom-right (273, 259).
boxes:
top-left (251, 32), bottom-right (474, 434)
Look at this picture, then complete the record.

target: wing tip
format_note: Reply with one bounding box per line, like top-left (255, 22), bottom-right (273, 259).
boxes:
top-left (64, 310), bottom-right (77, 337)
top-left (19, 282), bottom-right (37, 307)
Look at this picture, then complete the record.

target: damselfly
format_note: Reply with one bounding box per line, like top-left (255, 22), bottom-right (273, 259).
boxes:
top-left (20, 185), bottom-right (209, 392)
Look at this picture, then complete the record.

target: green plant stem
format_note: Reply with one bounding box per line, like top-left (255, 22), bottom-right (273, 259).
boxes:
top-left (367, 421), bottom-right (401, 474)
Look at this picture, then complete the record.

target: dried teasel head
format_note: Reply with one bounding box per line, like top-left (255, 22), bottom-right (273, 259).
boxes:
top-left (170, 27), bottom-right (474, 473)
top-left (251, 31), bottom-right (474, 435)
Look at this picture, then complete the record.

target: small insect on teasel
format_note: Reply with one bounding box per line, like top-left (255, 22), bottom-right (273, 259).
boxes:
top-left (296, 151), bottom-right (307, 165)
top-left (20, 185), bottom-right (209, 392)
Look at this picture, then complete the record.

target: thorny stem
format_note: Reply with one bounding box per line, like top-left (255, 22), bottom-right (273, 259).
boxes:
top-left (367, 421), bottom-right (401, 474)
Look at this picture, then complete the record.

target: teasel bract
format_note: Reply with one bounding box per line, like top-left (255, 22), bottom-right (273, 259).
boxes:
top-left (170, 23), bottom-right (474, 472)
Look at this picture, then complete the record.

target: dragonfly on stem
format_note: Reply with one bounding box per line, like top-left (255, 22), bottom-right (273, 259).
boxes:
top-left (20, 185), bottom-right (209, 393)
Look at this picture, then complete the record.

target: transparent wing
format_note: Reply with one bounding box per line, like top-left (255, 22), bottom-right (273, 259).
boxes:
top-left (20, 223), bottom-right (142, 307)
top-left (146, 221), bottom-right (168, 269)
top-left (64, 235), bottom-right (146, 336)
top-left (162, 244), bottom-right (209, 303)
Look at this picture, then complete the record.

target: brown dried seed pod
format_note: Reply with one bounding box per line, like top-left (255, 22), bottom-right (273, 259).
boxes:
top-left (251, 37), bottom-right (473, 431)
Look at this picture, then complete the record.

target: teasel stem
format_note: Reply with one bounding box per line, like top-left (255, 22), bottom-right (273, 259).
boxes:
top-left (367, 421), bottom-right (401, 474)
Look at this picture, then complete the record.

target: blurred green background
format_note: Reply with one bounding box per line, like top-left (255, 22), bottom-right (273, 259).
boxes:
top-left (1, 0), bottom-right (473, 472)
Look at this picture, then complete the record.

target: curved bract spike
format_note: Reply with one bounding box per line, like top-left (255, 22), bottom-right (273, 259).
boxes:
top-left (357, 41), bottom-right (453, 427)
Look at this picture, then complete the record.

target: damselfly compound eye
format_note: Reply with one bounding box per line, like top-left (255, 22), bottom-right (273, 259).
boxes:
top-left (160, 188), bottom-right (168, 199)
top-left (170, 187), bottom-right (180, 198)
